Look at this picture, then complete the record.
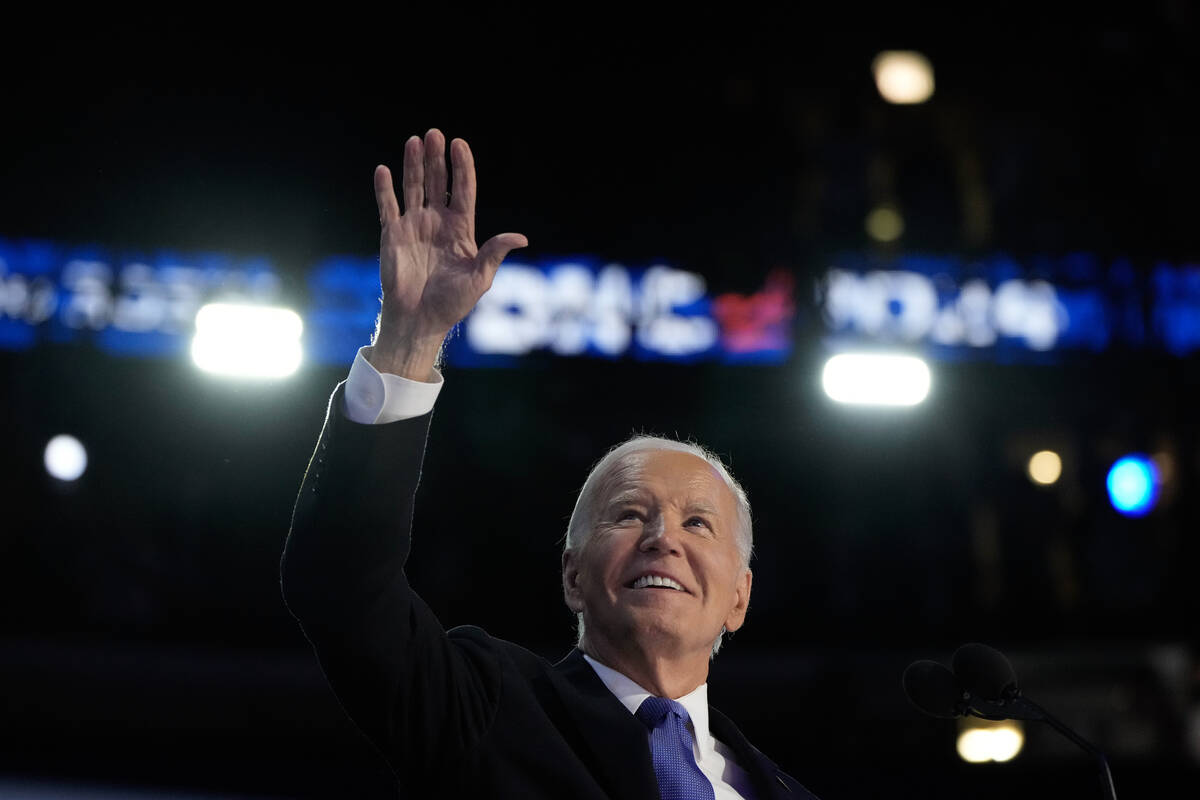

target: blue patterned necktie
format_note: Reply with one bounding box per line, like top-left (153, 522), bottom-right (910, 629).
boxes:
top-left (635, 696), bottom-right (717, 800)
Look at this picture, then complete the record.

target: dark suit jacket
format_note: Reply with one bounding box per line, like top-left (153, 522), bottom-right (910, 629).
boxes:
top-left (281, 383), bottom-right (818, 799)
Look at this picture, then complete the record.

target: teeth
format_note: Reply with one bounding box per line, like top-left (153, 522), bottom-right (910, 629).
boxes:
top-left (632, 575), bottom-right (684, 591)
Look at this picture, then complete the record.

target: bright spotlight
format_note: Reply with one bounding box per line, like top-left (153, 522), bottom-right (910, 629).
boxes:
top-left (865, 205), bottom-right (905, 243)
top-left (191, 303), bottom-right (303, 378)
top-left (957, 719), bottom-right (1024, 763)
top-left (1106, 455), bottom-right (1160, 517)
top-left (45, 434), bottom-right (87, 481)
top-left (872, 50), bottom-right (935, 104)
top-left (821, 353), bottom-right (931, 406)
top-left (1027, 450), bottom-right (1062, 485)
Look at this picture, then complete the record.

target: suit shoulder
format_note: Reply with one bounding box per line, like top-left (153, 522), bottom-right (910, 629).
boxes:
top-left (447, 624), bottom-right (560, 675)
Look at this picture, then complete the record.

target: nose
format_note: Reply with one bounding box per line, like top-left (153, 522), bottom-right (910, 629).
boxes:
top-left (638, 516), bottom-right (682, 555)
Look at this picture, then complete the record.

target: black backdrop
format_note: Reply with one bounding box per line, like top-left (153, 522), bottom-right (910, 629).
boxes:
top-left (2, 18), bottom-right (1198, 798)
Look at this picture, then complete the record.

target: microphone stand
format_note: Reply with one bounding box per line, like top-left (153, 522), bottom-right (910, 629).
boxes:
top-left (969, 693), bottom-right (1117, 800)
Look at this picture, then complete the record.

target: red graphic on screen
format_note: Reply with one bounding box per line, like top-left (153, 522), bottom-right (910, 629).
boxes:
top-left (712, 270), bottom-right (795, 354)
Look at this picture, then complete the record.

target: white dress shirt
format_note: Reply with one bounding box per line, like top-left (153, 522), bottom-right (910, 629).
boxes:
top-left (582, 655), bottom-right (755, 800)
top-left (342, 346), bottom-right (755, 799)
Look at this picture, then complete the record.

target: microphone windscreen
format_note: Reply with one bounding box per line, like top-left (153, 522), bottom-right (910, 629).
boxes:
top-left (902, 660), bottom-right (963, 719)
top-left (952, 642), bottom-right (1018, 700)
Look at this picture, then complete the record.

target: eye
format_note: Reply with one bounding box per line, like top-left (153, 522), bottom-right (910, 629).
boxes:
top-left (684, 516), bottom-right (711, 530)
top-left (616, 509), bottom-right (643, 522)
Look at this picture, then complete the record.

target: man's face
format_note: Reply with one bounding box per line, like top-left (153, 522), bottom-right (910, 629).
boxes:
top-left (562, 449), bottom-right (752, 660)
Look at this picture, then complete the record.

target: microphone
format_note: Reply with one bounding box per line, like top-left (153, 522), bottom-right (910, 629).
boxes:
top-left (950, 642), bottom-right (1041, 721)
top-left (903, 643), bottom-right (1118, 800)
top-left (901, 659), bottom-right (966, 719)
top-left (953, 642), bottom-right (1018, 699)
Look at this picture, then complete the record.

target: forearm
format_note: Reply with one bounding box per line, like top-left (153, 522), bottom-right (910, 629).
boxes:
top-left (280, 384), bottom-right (431, 626)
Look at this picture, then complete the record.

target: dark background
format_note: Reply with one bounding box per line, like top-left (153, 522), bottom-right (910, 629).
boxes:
top-left (2, 16), bottom-right (1198, 798)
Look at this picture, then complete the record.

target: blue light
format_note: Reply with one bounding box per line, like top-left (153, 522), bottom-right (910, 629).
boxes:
top-left (1106, 455), bottom-right (1160, 517)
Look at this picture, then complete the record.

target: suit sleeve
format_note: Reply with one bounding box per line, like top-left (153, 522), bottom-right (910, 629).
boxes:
top-left (280, 382), bottom-right (502, 776)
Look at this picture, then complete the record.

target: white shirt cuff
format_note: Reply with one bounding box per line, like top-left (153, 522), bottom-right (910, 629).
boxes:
top-left (341, 345), bottom-right (444, 424)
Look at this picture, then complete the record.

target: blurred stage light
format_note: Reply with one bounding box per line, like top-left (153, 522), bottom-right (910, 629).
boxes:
top-left (865, 205), bottom-right (905, 243)
top-left (957, 718), bottom-right (1024, 763)
top-left (1027, 450), bottom-right (1062, 485)
top-left (821, 353), bottom-right (931, 406)
top-left (191, 303), bottom-right (303, 378)
top-left (1106, 455), bottom-right (1160, 517)
top-left (872, 51), bottom-right (935, 104)
top-left (44, 434), bottom-right (87, 481)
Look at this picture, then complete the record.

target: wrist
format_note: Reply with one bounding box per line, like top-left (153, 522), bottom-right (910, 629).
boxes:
top-left (368, 331), bottom-right (445, 381)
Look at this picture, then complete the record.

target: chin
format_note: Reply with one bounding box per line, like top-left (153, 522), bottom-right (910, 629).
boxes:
top-left (626, 615), bottom-right (692, 646)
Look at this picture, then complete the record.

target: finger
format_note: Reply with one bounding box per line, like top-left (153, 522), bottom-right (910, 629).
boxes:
top-left (476, 232), bottom-right (529, 280)
top-left (374, 164), bottom-right (400, 223)
top-left (424, 128), bottom-right (448, 207)
top-left (449, 137), bottom-right (476, 215)
top-left (402, 135), bottom-right (424, 213)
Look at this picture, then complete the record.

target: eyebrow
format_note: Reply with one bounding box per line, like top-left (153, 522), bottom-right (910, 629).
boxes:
top-left (603, 489), bottom-right (650, 509)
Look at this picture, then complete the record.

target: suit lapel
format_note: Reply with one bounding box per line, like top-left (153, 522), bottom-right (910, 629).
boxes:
top-left (709, 706), bottom-right (801, 800)
top-left (547, 649), bottom-right (659, 800)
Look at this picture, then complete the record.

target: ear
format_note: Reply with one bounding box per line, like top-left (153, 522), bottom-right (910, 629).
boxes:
top-left (562, 548), bottom-right (585, 614)
top-left (722, 568), bottom-right (753, 633)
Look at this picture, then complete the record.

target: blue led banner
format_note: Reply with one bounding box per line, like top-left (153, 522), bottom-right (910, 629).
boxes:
top-left (3, 237), bottom-right (1199, 367)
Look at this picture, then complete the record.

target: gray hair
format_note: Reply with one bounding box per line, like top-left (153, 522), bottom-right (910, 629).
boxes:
top-left (564, 435), bottom-right (754, 657)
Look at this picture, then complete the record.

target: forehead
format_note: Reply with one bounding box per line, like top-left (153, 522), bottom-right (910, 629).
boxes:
top-left (600, 449), bottom-right (736, 510)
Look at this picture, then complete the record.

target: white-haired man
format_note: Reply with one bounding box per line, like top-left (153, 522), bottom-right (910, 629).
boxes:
top-left (563, 435), bottom-right (754, 665)
top-left (282, 129), bottom-right (817, 799)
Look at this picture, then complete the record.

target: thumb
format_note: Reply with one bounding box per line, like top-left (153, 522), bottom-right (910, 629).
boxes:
top-left (476, 233), bottom-right (529, 280)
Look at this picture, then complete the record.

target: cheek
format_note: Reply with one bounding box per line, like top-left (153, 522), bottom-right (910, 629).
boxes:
top-left (577, 543), bottom-right (624, 593)
top-left (707, 556), bottom-right (744, 598)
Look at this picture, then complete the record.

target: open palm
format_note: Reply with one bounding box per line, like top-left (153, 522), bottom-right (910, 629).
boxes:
top-left (372, 129), bottom-right (527, 369)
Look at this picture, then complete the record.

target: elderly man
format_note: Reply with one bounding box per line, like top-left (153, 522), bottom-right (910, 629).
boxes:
top-left (281, 129), bottom-right (817, 799)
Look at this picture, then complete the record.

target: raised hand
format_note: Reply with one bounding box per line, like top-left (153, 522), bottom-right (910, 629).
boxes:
top-left (369, 129), bottom-right (527, 379)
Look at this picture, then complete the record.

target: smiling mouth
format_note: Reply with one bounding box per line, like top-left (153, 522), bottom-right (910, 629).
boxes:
top-left (627, 575), bottom-right (686, 592)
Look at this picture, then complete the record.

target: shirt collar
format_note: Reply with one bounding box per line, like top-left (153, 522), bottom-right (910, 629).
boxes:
top-left (581, 653), bottom-right (714, 759)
